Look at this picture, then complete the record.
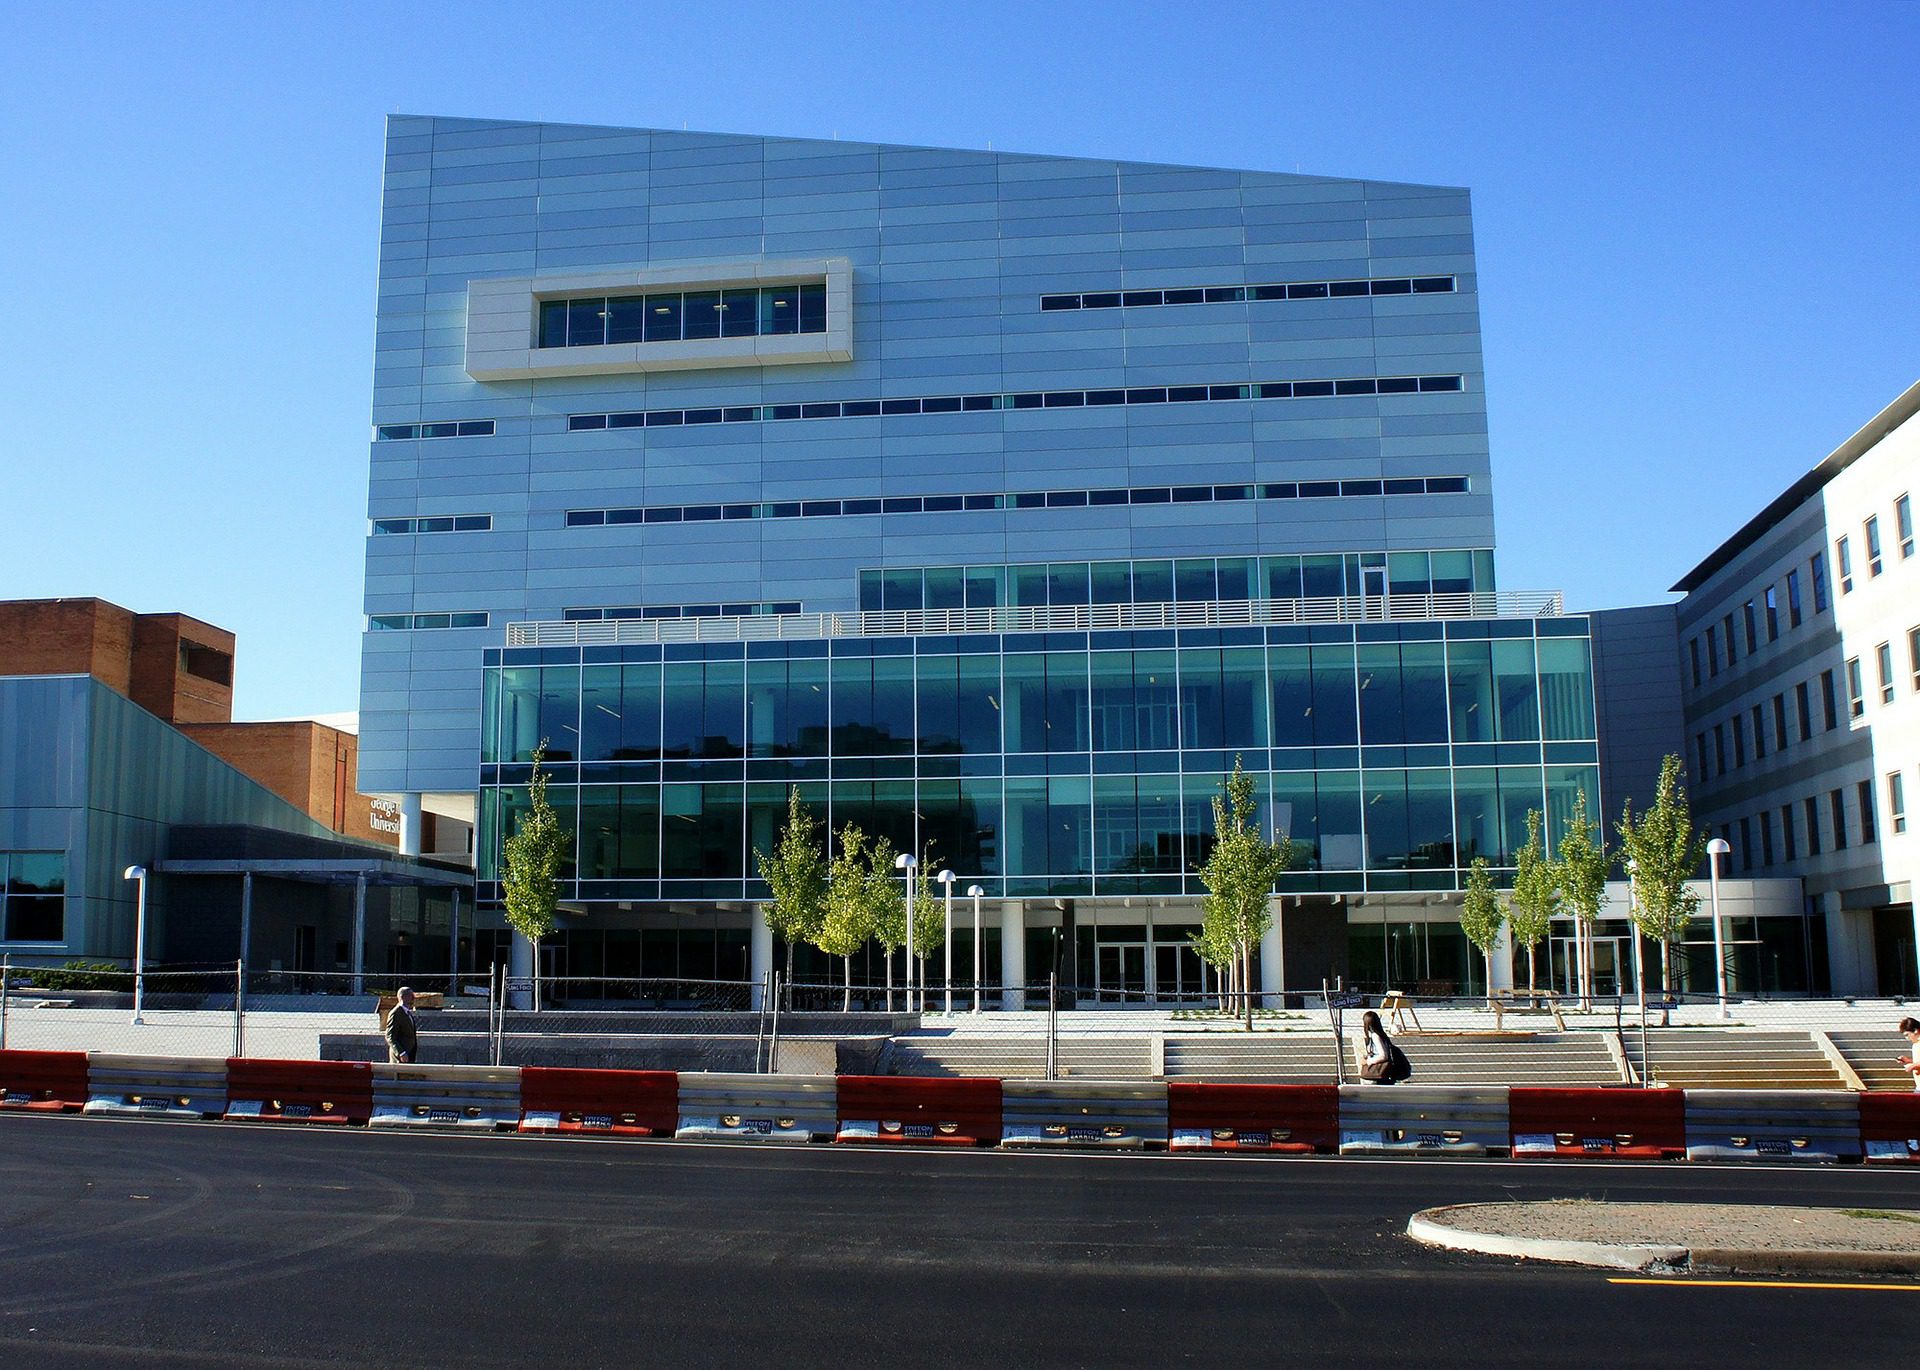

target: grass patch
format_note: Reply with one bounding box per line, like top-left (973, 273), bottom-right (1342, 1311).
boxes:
top-left (1841, 1209), bottom-right (1920, 1224)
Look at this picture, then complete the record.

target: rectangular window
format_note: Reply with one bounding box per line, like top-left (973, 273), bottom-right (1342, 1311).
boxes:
top-left (1781, 803), bottom-right (1797, 861)
top-left (1813, 549), bottom-right (1833, 608)
top-left (1836, 535), bottom-right (1854, 592)
top-left (1786, 569), bottom-right (1804, 627)
top-left (1772, 693), bottom-right (1788, 751)
top-left (1865, 516), bottom-right (1884, 577)
top-left (1743, 600), bottom-right (1758, 654)
top-left (1750, 703), bottom-right (1766, 759)
top-left (1706, 625), bottom-right (1720, 677)
top-left (1714, 723), bottom-right (1727, 777)
top-left (1831, 788), bottom-right (1848, 850)
top-left (1694, 732), bottom-right (1710, 782)
top-left (1898, 494), bottom-right (1915, 559)
top-left (1804, 797), bottom-right (1822, 855)
top-left (1739, 816), bottom-right (1753, 872)
top-left (1820, 669), bottom-right (1838, 731)
top-left (1890, 772), bottom-right (1908, 835)
top-left (1732, 713), bottom-right (1747, 768)
top-left (1878, 641), bottom-right (1896, 704)
top-left (0, 851), bottom-right (66, 943)
top-left (1760, 810), bottom-right (1775, 866)
top-left (1912, 627), bottom-right (1920, 691)
top-left (1795, 680), bottom-right (1812, 740)
top-left (1722, 613), bottom-right (1737, 665)
top-left (1859, 779), bottom-right (1877, 845)
top-left (1764, 585), bottom-right (1779, 640)
top-left (1689, 638), bottom-right (1702, 688)
top-left (1845, 657), bottom-right (1865, 719)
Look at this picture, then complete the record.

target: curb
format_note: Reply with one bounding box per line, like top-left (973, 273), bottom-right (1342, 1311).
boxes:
top-left (1407, 1209), bottom-right (1687, 1272)
top-left (1408, 1205), bottom-right (1920, 1277)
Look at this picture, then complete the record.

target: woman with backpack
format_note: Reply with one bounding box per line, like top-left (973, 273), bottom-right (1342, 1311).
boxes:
top-left (1358, 1009), bottom-right (1411, 1084)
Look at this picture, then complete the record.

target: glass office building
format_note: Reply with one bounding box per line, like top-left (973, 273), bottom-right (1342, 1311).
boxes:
top-left (361, 117), bottom-right (1594, 998)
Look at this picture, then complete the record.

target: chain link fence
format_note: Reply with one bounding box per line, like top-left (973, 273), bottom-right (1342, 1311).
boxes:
top-left (4, 954), bottom-right (1912, 1089)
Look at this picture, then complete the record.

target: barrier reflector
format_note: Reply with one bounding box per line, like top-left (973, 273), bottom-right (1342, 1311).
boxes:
top-left (834, 1076), bottom-right (1002, 1146)
top-left (675, 1073), bottom-right (837, 1143)
top-left (1508, 1086), bottom-right (1685, 1160)
top-left (84, 1054), bottom-right (227, 1120)
top-left (1167, 1082), bottom-right (1336, 1154)
top-left (223, 1058), bottom-right (372, 1125)
top-left (518, 1067), bottom-right (678, 1137)
top-left (1857, 1092), bottom-right (1920, 1163)
top-left (368, 1064), bottom-right (521, 1130)
top-left (1337, 1084), bottom-right (1508, 1156)
top-left (1683, 1088), bottom-right (1861, 1163)
top-left (0, 1049), bottom-right (90, 1112)
top-left (999, 1080), bottom-right (1168, 1149)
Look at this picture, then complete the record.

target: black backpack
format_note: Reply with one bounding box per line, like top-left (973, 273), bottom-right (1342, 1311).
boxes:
top-left (1385, 1041), bottom-right (1413, 1083)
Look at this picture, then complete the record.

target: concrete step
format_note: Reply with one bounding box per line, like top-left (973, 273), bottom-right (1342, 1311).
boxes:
top-left (1830, 1030), bottom-right (1915, 1092)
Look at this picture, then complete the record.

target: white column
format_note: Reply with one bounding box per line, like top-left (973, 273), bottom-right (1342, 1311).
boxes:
top-left (750, 903), bottom-right (773, 1009)
top-left (1489, 921), bottom-right (1517, 992)
top-left (239, 871), bottom-right (254, 972)
top-left (1000, 900), bottom-right (1025, 1011)
top-left (1259, 898), bottom-right (1283, 1006)
top-left (397, 793), bottom-right (424, 857)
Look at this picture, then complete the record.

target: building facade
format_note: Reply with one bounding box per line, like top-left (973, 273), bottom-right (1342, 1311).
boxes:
top-left (361, 116), bottom-right (1608, 998)
top-left (1673, 380), bottom-right (1920, 995)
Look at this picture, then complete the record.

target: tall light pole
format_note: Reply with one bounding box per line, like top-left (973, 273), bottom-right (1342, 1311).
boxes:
top-left (1706, 837), bottom-right (1731, 1020)
top-left (894, 852), bottom-right (917, 1010)
top-left (936, 869), bottom-right (956, 1013)
top-left (967, 885), bottom-right (984, 1013)
top-left (123, 865), bottom-right (148, 1025)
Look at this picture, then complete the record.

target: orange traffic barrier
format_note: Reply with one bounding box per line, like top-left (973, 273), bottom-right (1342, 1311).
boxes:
top-left (224, 1058), bottom-right (373, 1124)
top-left (1859, 1091), bottom-right (1920, 1163)
top-left (835, 1076), bottom-right (1002, 1146)
top-left (0, 1049), bottom-right (90, 1112)
top-left (518, 1066), bottom-right (677, 1136)
top-left (1509, 1086), bottom-right (1685, 1160)
top-left (1168, 1082), bottom-right (1337, 1153)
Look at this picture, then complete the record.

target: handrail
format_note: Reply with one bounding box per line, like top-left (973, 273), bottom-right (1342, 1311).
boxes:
top-left (505, 591), bottom-right (1567, 646)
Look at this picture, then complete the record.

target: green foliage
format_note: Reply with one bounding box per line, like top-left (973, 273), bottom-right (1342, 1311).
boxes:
top-left (1507, 810), bottom-right (1561, 993)
top-left (909, 851), bottom-right (948, 963)
top-left (1458, 857), bottom-right (1505, 958)
top-left (865, 833), bottom-right (908, 953)
top-left (1617, 755), bottom-right (1706, 963)
top-left (815, 825), bottom-right (877, 961)
top-left (21, 960), bottom-right (129, 991)
top-left (1195, 758), bottom-right (1297, 1023)
top-left (755, 788), bottom-right (828, 966)
top-left (502, 742), bottom-right (568, 953)
top-left (1554, 788), bottom-right (1609, 928)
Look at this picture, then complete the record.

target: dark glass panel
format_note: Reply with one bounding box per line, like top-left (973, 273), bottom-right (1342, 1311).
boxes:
top-left (1080, 292), bottom-right (1121, 309)
top-left (1334, 379), bottom-right (1377, 396)
top-left (1309, 642), bottom-right (1359, 745)
top-left (661, 783), bottom-right (743, 879)
top-left (1370, 278), bottom-right (1413, 295)
top-left (1268, 647), bottom-right (1313, 746)
top-left (798, 283), bottom-right (827, 333)
top-left (567, 297), bottom-right (607, 347)
top-left (719, 288), bottom-right (759, 338)
top-left (842, 400), bottom-right (881, 417)
top-left (1328, 280), bottom-right (1369, 297)
top-left (538, 301), bottom-right (569, 348)
top-left (1286, 282), bottom-right (1329, 299)
top-left (606, 295), bottom-right (647, 344)
top-left (1040, 295), bottom-right (1080, 311)
top-left (682, 291), bottom-right (722, 340)
top-left (761, 286), bottom-right (799, 335)
top-left (644, 293), bottom-right (683, 341)
top-left (1293, 380), bottom-right (1335, 397)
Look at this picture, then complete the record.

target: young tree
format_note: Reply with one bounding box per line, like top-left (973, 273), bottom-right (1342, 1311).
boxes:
top-left (866, 834), bottom-right (908, 1007)
top-left (1195, 758), bottom-right (1298, 1029)
top-left (907, 847), bottom-right (947, 1002)
top-left (1186, 918), bottom-right (1238, 1013)
top-left (1554, 789), bottom-right (1609, 1005)
top-left (1617, 754), bottom-right (1707, 1002)
top-left (1458, 857), bottom-right (1505, 1005)
top-left (1507, 809), bottom-right (1561, 995)
top-left (754, 787), bottom-right (827, 1005)
top-left (501, 742), bottom-right (569, 1012)
top-left (816, 824), bottom-right (876, 1010)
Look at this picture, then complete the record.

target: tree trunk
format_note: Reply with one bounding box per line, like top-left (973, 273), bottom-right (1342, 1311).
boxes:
top-left (532, 936), bottom-right (541, 1014)
top-left (885, 954), bottom-right (894, 1012)
top-left (1243, 945), bottom-right (1255, 1032)
top-left (1526, 945), bottom-right (1536, 996)
top-left (784, 941), bottom-right (795, 1010)
top-left (842, 956), bottom-right (852, 1012)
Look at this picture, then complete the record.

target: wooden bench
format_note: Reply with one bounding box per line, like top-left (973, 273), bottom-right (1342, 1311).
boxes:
top-left (1489, 989), bottom-right (1566, 1031)
top-left (1379, 991), bottom-right (1421, 1033)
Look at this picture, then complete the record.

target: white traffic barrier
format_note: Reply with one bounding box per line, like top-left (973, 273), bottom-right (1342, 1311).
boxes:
top-left (1683, 1089), bottom-right (1862, 1163)
top-left (999, 1080), bottom-right (1168, 1149)
top-left (675, 1073), bottom-right (837, 1143)
top-left (1337, 1084), bottom-right (1509, 1156)
top-left (83, 1054), bottom-right (228, 1120)
top-left (368, 1064), bottom-right (522, 1130)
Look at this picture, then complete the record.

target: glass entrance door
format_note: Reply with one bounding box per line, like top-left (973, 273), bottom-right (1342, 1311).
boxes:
top-left (1096, 943), bottom-right (1148, 1002)
top-left (1553, 934), bottom-right (1623, 997)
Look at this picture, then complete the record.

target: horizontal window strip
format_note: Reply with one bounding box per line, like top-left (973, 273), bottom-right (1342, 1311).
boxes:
top-left (566, 374), bottom-right (1464, 432)
top-left (371, 514), bottom-right (493, 535)
top-left (374, 420), bottom-right (495, 441)
top-left (1041, 275), bottom-right (1456, 311)
top-left (368, 611), bottom-right (491, 631)
top-left (565, 476), bottom-right (1471, 529)
top-left (564, 601), bottom-right (802, 622)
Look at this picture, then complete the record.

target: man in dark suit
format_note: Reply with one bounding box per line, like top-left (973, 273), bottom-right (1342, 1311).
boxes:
top-left (384, 985), bottom-right (420, 1063)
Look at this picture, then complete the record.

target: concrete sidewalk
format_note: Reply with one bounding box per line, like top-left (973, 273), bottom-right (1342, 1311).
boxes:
top-left (1409, 1200), bottom-right (1920, 1276)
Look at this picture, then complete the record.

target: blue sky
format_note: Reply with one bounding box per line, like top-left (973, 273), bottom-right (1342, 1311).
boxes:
top-left (4, 2), bottom-right (1915, 721)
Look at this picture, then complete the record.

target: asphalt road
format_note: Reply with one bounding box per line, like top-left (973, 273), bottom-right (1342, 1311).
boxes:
top-left (1, 1114), bottom-right (1917, 1368)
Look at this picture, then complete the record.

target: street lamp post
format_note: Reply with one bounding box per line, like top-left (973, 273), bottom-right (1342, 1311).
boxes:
top-left (894, 852), bottom-right (917, 1010)
top-left (1706, 837), bottom-right (1731, 1021)
top-left (936, 870), bottom-right (956, 1013)
top-left (123, 865), bottom-right (148, 1025)
top-left (967, 885), bottom-right (984, 1012)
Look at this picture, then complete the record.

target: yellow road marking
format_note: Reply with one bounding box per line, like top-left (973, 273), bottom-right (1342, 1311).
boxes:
top-left (1610, 1278), bottom-right (1920, 1291)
